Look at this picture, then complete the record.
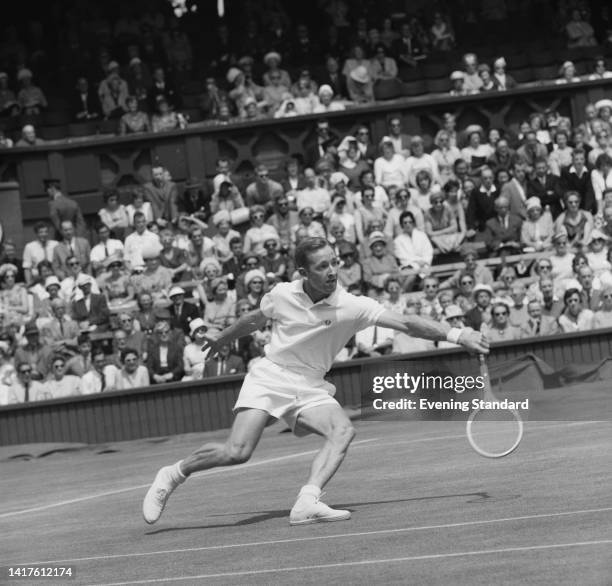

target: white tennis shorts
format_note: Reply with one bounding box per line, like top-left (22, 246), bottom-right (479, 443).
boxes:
top-left (234, 357), bottom-right (339, 432)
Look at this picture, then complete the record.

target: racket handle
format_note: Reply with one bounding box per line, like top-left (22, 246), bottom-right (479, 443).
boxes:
top-left (478, 354), bottom-right (492, 395)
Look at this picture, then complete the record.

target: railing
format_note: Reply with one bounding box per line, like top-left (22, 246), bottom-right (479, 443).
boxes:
top-left (2, 77), bottom-right (612, 232)
top-left (1, 327), bottom-right (611, 446)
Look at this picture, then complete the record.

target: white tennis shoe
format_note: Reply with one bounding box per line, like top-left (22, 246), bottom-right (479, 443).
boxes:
top-left (142, 465), bottom-right (182, 524)
top-left (289, 495), bottom-right (351, 526)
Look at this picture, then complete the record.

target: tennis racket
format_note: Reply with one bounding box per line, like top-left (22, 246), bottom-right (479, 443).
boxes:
top-left (466, 354), bottom-right (524, 458)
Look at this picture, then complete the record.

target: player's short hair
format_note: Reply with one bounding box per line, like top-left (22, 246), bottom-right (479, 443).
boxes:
top-left (295, 237), bottom-right (330, 270)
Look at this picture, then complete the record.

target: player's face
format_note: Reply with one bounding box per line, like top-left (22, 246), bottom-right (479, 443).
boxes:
top-left (303, 246), bottom-right (339, 296)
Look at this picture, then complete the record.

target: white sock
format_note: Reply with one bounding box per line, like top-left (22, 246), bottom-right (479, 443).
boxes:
top-left (170, 460), bottom-right (187, 484)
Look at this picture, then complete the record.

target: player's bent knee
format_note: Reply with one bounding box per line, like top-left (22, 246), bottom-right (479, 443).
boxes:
top-left (331, 422), bottom-right (356, 449)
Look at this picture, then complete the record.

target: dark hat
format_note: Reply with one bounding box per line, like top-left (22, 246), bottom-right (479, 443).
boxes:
top-left (43, 177), bottom-right (61, 187)
top-left (24, 323), bottom-right (39, 336)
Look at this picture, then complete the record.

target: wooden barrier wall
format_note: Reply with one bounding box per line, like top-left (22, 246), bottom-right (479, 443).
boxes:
top-left (1, 328), bottom-right (611, 446)
top-left (2, 78), bottom-right (612, 229)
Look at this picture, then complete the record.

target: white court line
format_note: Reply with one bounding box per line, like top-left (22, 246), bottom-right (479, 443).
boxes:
top-left (0, 420), bottom-right (601, 519)
top-left (22, 506), bottom-right (612, 566)
top-left (0, 438), bottom-right (379, 519)
top-left (86, 539), bottom-right (612, 586)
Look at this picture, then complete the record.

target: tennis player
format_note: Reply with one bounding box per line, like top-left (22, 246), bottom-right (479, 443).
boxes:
top-left (143, 238), bottom-right (488, 526)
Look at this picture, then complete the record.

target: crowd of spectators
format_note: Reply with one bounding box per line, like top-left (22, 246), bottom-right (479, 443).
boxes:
top-left (2, 93), bottom-right (612, 404)
top-left (0, 1), bottom-right (611, 144)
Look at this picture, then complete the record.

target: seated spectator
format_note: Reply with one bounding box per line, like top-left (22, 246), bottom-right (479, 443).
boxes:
top-left (362, 231), bottom-right (399, 289)
top-left (553, 191), bottom-right (593, 251)
top-left (392, 21), bottom-right (427, 67)
top-left (338, 139), bottom-right (370, 190)
top-left (404, 136), bottom-right (440, 188)
top-left (325, 196), bottom-right (357, 244)
top-left (151, 96), bottom-right (187, 132)
top-left (517, 131), bottom-right (548, 168)
top-left (441, 244), bottom-right (494, 290)
top-left (374, 138), bottom-right (406, 189)
top-left (116, 312), bottom-right (148, 360)
top-left (424, 192), bottom-right (464, 255)
top-left (262, 67), bottom-right (290, 114)
top-left (134, 292), bottom-right (157, 335)
top-left (519, 299), bottom-right (559, 337)
top-left (203, 342), bottom-right (245, 377)
top-left (387, 116), bottom-right (412, 157)
top-left (198, 77), bottom-right (225, 120)
top-left (16, 68), bottom-right (47, 115)
top-left (560, 149), bottom-right (593, 212)
top-left (210, 180), bottom-right (245, 215)
top-left (461, 125), bottom-right (492, 176)
top-left (99, 71), bottom-right (129, 119)
top-left (478, 64), bottom-right (497, 92)
top-left (34, 273), bottom-right (61, 318)
top-left (72, 271), bottom-right (109, 327)
top-left (292, 77), bottom-right (318, 116)
top-left (548, 130), bottom-right (573, 177)
top-left (313, 84), bottom-right (345, 113)
top-left (15, 124), bottom-right (44, 147)
top-left (592, 285), bottom-right (612, 329)
top-left (126, 58), bottom-right (152, 108)
top-left (431, 131), bottom-right (461, 184)
top-left (586, 229), bottom-right (611, 277)
top-left (464, 283), bottom-right (494, 330)
top-left (347, 65), bottom-right (374, 103)
top-left (52, 221), bottom-right (91, 279)
top-left (81, 348), bottom-right (116, 394)
top-left (565, 9), bottom-right (597, 48)
top-left (13, 323), bottom-right (52, 381)
top-left (1, 361), bottom-right (46, 405)
top-left (65, 333), bottom-right (93, 377)
top-left (483, 195), bottom-right (522, 254)
top-left (0, 239), bottom-right (24, 284)
top-left (227, 67), bottom-right (264, 117)
top-left (204, 277), bottom-right (235, 331)
top-left (149, 66), bottom-right (178, 109)
top-left (22, 222), bottom-right (58, 286)
top-left (262, 51), bottom-right (291, 87)
top-left (556, 61), bottom-right (581, 84)
top-left (588, 130), bottom-right (612, 168)
top-left (491, 57), bottom-right (517, 91)
top-left (0, 71), bottom-right (19, 117)
top-left (483, 300), bottom-right (520, 343)
top-left (394, 211), bottom-right (433, 272)
top-left (99, 189), bottom-right (130, 239)
top-left (260, 237), bottom-right (287, 282)
top-left (591, 154), bottom-right (612, 214)
top-left (549, 231), bottom-right (575, 283)
top-left (119, 95), bottom-right (150, 135)
top-left (40, 354), bottom-right (81, 400)
top-left (430, 11), bottom-right (455, 51)
top-left (133, 245), bottom-right (173, 306)
top-left (243, 205), bottom-right (279, 256)
top-left (182, 318), bottom-right (210, 381)
top-left (337, 243), bottom-right (362, 290)
top-left (168, 286), bottom-right (200, 336)
top-left (355, 186), bottom-right (387, 243)
top-left (115, 347), bottom-right (150, 390)
top-left (449, 71), bottom-right (468, 96)
top-left (558, 287), bottom-right (594, 332)
top-left (410, 169), bottom-right (440, 214)
top-left (384, 188), bottom-right (425, 238)
top-left (521, 197), bottom-right (554, 251)
top-left (147, 320), bottom-right (184, 383)
top-left (245, 165), bottom-right (283, 210)
top-left (461, 53), bottom-right (483, 93)
top-left (0, 263), bottom-right (29, 326)
top-left (72, 76), bottom-right (101, 120)
top-left (123, 211), bottom-right (160, 270)
top-left (370, 44), bottom-right (398, 80)
top-left (242, 269), bottom-right (267, 307)
top-left (527, 158), bottom-right (564, 218)
top-left (588, 58), bottom-right (612, 81)
top-left (126, 186), bottom-right (154, 226)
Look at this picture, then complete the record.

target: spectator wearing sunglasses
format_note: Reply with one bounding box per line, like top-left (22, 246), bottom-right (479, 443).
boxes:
top-left (245, 165), bottom-right (283, 210)
top-left (243, 205), bottom-right (280, 256)
top-left (0, 361), bottom-right (46, 405)
top-left (482, 300), bottom-right (520, 343)
top-left (52, 220), bottom-right (91, 280)
top-left (42, 355), bottom-right (82, 400)
top-left (337, 243), bottom-right (362, 290)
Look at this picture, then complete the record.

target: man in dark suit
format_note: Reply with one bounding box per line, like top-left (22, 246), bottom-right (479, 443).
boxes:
top-left (147, 321), bottom-right (184, 383)
top-left (500, 161), bottom-right (528, 219)
top-left (387, 116), bottom-right (412, 157)
top-left (527, 158), bottom-right (564, 218)
top-left (71, 77), bottom-right (101, 121)
top-left (46, 179), bottom-right (87, 238)
top-left (318, 56), bottom-right (348, 99)
top-left (168, 286), bottom-right (201, 335)
top-left (483, 195), bottom-right (523, 255)
top-left (519, 299), bottom-right (559, 338)
top-left (203, 343), bottom-right (245, 377)
top-left (560, 149), bottom-right (595, 213)
top-left (466, 167), bottom-right (498, 234)
top-left (577, 266), bottom-right (601, 311)
top-left (71, 274), bottom-right (110, 330)
top-left (305, 119), bottom-right (340, 166)
top-left (391, 22), bottom-right (427, 66)
top-left (52, 221), bottom-right (91, 279)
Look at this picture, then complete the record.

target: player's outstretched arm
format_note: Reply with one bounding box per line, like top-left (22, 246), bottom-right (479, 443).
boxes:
top-left (201, 309), bottom-right (268, 355)
top-left (376, 310), bottom-right (489, 354)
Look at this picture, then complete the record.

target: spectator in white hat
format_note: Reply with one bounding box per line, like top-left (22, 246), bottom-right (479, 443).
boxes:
top-left (132, 243), bottom-right (173, 306)
top-left (262, 52), bottom-right (291, 88)
top-left (262, 66), bottom-right (290, 114)
top-left (492, 57), bottom-right (517, 90)
top-left (449, 71), bottom-right (468, 96)
top-left (313, 84), bottom-right (345, 113)
top-left (168, 285), bottom-right (201, 336)
top-left (464, 283), bottom-right (494, 330)
top-left (586, 228), bottom-right (611, 277)
top-left (17, 68), bottom-right (47, 115)
top-left (521, 197), bottom-right (554, 251)
top-left (182, 318), bottom-right (210, 381)
top-left (556, 61), bottom-right (580, 84)
top-left (347, 64), bottom-right (374, 103)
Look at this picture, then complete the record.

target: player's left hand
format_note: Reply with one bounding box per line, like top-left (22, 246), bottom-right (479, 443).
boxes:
top-left (458, 328), bottom-right (489, 354)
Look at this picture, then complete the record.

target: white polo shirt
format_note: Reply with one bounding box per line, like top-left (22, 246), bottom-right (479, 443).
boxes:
top-left (260, 280), bottom-right (386, 376)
